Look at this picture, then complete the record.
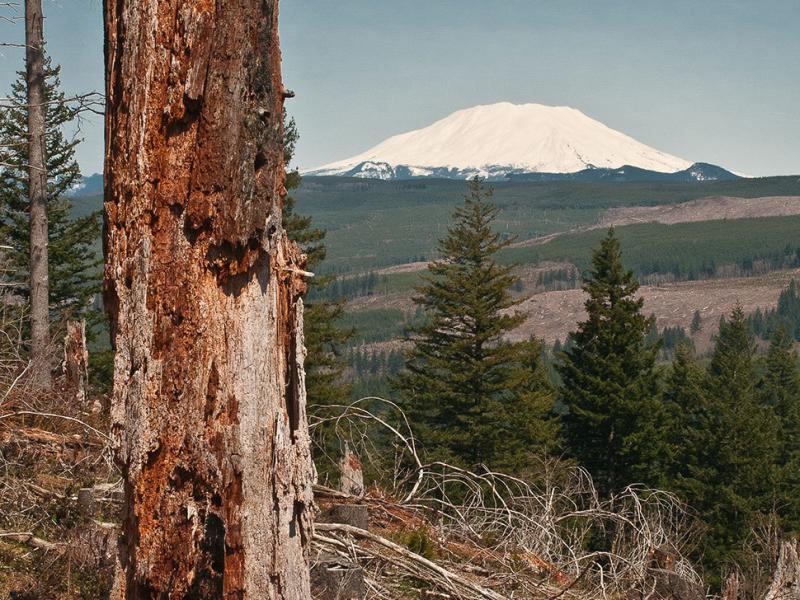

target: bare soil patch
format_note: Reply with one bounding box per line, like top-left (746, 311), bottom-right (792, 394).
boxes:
top-left (510, 268), bottom-right (800, 351)
top-left (602, 195), bottom-right (800, 227)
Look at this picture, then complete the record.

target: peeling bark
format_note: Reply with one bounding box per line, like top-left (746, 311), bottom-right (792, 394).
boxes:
top-left (764, 541), bottom-right (800, 600)
top-left (103, 2), bottom-right (314, 598)
top-left (339, 444), bottom-right (364, 497)
top-left (62, 319), bottom-right (89, 409)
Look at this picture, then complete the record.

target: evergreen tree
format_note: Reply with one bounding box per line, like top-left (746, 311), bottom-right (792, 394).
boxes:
top-left (748, 280), bottom-right (800, 342)
top-left (557, 228), bottom-right (665, 497)
top-left (662, 343), bottom-right (708, 486)
top-left (281, 114), bottom-right (351, 408)
top-left (503, 337), bottom-right (561, 471)
top-left (679, 306), bottom-right (779, 572)
top-left (393, 178), bottom-right (527, 469)
top-left (759, 327), bottom-right (800, 531)
top-left (690, 310), bottom-right (702, 334)
top-left (0, 57), bottom-right (101, 322)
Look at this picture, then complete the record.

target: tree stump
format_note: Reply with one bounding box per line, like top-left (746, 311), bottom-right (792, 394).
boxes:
top-left (764, 541), bottom-right (800, 600)
top-left (77, 487), bottom-right (95, 518)
top-left (327, 504), bottom-right (369, 531)
top-left (339, 444), bottom-right (364, 497)
top-left (310, 552), bottom-right (366, 600)
top-left (62, 319), bottom-right (90, 410)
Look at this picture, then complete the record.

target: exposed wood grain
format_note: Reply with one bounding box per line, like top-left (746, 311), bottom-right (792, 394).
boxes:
top-left (103, 2), bottom-right (314, 597)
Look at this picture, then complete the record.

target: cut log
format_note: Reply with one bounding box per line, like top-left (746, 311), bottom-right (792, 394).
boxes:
top-left (103, 1), bottom-right (314, 597)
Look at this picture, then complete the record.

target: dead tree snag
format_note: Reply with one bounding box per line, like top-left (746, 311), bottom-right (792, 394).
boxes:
top-left (103, 2), bottom-right (314, 598)
top-left (25, 0), bottom-right (51, 388)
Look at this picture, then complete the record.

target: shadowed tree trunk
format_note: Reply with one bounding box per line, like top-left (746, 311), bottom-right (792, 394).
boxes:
top-left (25, 0), bottom-right (51, 388)
top-left (103, 2), bottom-right (314, 598)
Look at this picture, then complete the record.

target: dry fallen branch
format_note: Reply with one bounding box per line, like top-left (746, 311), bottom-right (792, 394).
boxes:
top-left (316, 522), bottom-right (509, 600)
top-left (0, 530), bottom-right (65, 552)
top-left (311, 397), bottom-right (704, 600)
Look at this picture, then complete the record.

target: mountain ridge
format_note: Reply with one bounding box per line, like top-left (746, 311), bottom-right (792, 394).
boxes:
top-left (306, 102), bottom-right (738, 182)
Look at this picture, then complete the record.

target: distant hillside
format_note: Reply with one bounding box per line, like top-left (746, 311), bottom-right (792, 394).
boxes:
top-left (68, 173), bottom-right (103, 197)
top-left (504, 161), bottom-right (739, 183)
top-left (295, 175), bottom-right (799, 274)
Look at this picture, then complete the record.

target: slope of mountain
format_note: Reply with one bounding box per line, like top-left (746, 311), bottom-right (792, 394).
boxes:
top-left (505, 162), bottom-right (740, 183)
top-left (307, 102), bottom-right (714, 180)
top-left (68, 172), bottom-right (103, 197)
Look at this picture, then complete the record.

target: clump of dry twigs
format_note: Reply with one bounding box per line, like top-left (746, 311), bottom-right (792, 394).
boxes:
top-left (310, 397), bottom-right (706, 600)
top-left (0, 306), bottom-right (117, 599)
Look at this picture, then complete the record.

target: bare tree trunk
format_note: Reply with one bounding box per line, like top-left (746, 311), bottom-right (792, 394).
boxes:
top-left (25, 0), bottom-right (51, 388)
top-left (764, 541), bottom-right (800, 600)
top-left (62, 319), bottom-right (90, 410)
top-left (103, 2), bottom-right (314, 598)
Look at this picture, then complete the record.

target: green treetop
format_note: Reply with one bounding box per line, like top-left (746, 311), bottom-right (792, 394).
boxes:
top-left (393, 178), bottom-right (531, 469)
top-left (557, 228), bottom-right (665, 497)
top-left (759, 327), bottom-right (800, 531)
top-left (0, 57), bottom-right (100, 323)
top-left (282, 115), bottom-right (351, 411)
top-left (680, 306), bottom-right (779, 573)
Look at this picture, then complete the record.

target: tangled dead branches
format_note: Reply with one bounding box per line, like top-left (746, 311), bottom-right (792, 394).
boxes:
top-left (0, 306), bottom-right (117, 598)
top-left (311, 397), bottom-right (705, 600)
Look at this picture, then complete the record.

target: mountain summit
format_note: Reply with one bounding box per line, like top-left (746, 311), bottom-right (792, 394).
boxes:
top-left (307, 102), bottom-right (705, 180)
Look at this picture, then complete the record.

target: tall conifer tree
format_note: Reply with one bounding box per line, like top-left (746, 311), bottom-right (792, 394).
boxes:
top-left (663, 342), bottom-right (707, 483)
top-left (0, 58), bottom-right (100, 323)
top-left (503, 337), bottom-right (561, 471)
top-left (759, 327), bottom-right (800, 531)
top-left (393, 178), bottom-right (532, 469)
top-left (281, 115), bottom-right (351, 409)
top-left (679, 306), bottom-right (779, 572)
top-left (557, 228), bottom-right (664, 497)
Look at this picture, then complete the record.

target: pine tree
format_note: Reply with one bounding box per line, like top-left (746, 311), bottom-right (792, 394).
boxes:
top-left (679, 306), bottom-right (779, 572)
top-left (662, 343), bottom-right (708, 487)
top-left (503, 337), bottom-right (560, 471)
top-left (690, 310), bottom-right (702, 334)
top-left (393, 178), bottom-right (527, 469)
top-left (0, 57), bottom-right (100, 323)
top-left (759, 327), bottom-right (800, 531)
top-left (281, 115), bottom-right (351, 410)
top-left (557, 228), bottom-right (665, 497)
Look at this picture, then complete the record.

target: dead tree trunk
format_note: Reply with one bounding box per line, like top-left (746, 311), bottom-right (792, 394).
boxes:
top-left (764, 541), bottom-right (800, 600)
top-left (62, 319), bottom-right (89, 409)
top-left (103, 2), bottom-right (314, 598)
top-left (24, 0), bottom-right (51, 388)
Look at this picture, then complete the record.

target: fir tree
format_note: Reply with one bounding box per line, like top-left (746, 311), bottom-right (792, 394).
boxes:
top-left (393, 178), bottom-right (527, 469)
top-left (679, 306), bottom-right (779, 572)
top-left (759, 327), bottom-right (800, 531)
top-left (281, 114), bottom-right (351, 408)
top-left (690, 310), bottom-right (702, 334)
top-left (557, 228), bottom-right (665, 497)
top-left (0, 57), bottom-right (101, 323)
top-left (663, 343), bottom-right (708, 486)
top-left (503, 337), bottom-right (561, 471)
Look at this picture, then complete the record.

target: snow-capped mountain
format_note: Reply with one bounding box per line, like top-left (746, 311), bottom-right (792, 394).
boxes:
top-left (306, 102), bottom-right (727, 181)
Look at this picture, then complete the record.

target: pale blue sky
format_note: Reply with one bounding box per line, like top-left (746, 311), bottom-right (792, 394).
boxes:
top-left (1, 1), bottom-right (798, 176)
